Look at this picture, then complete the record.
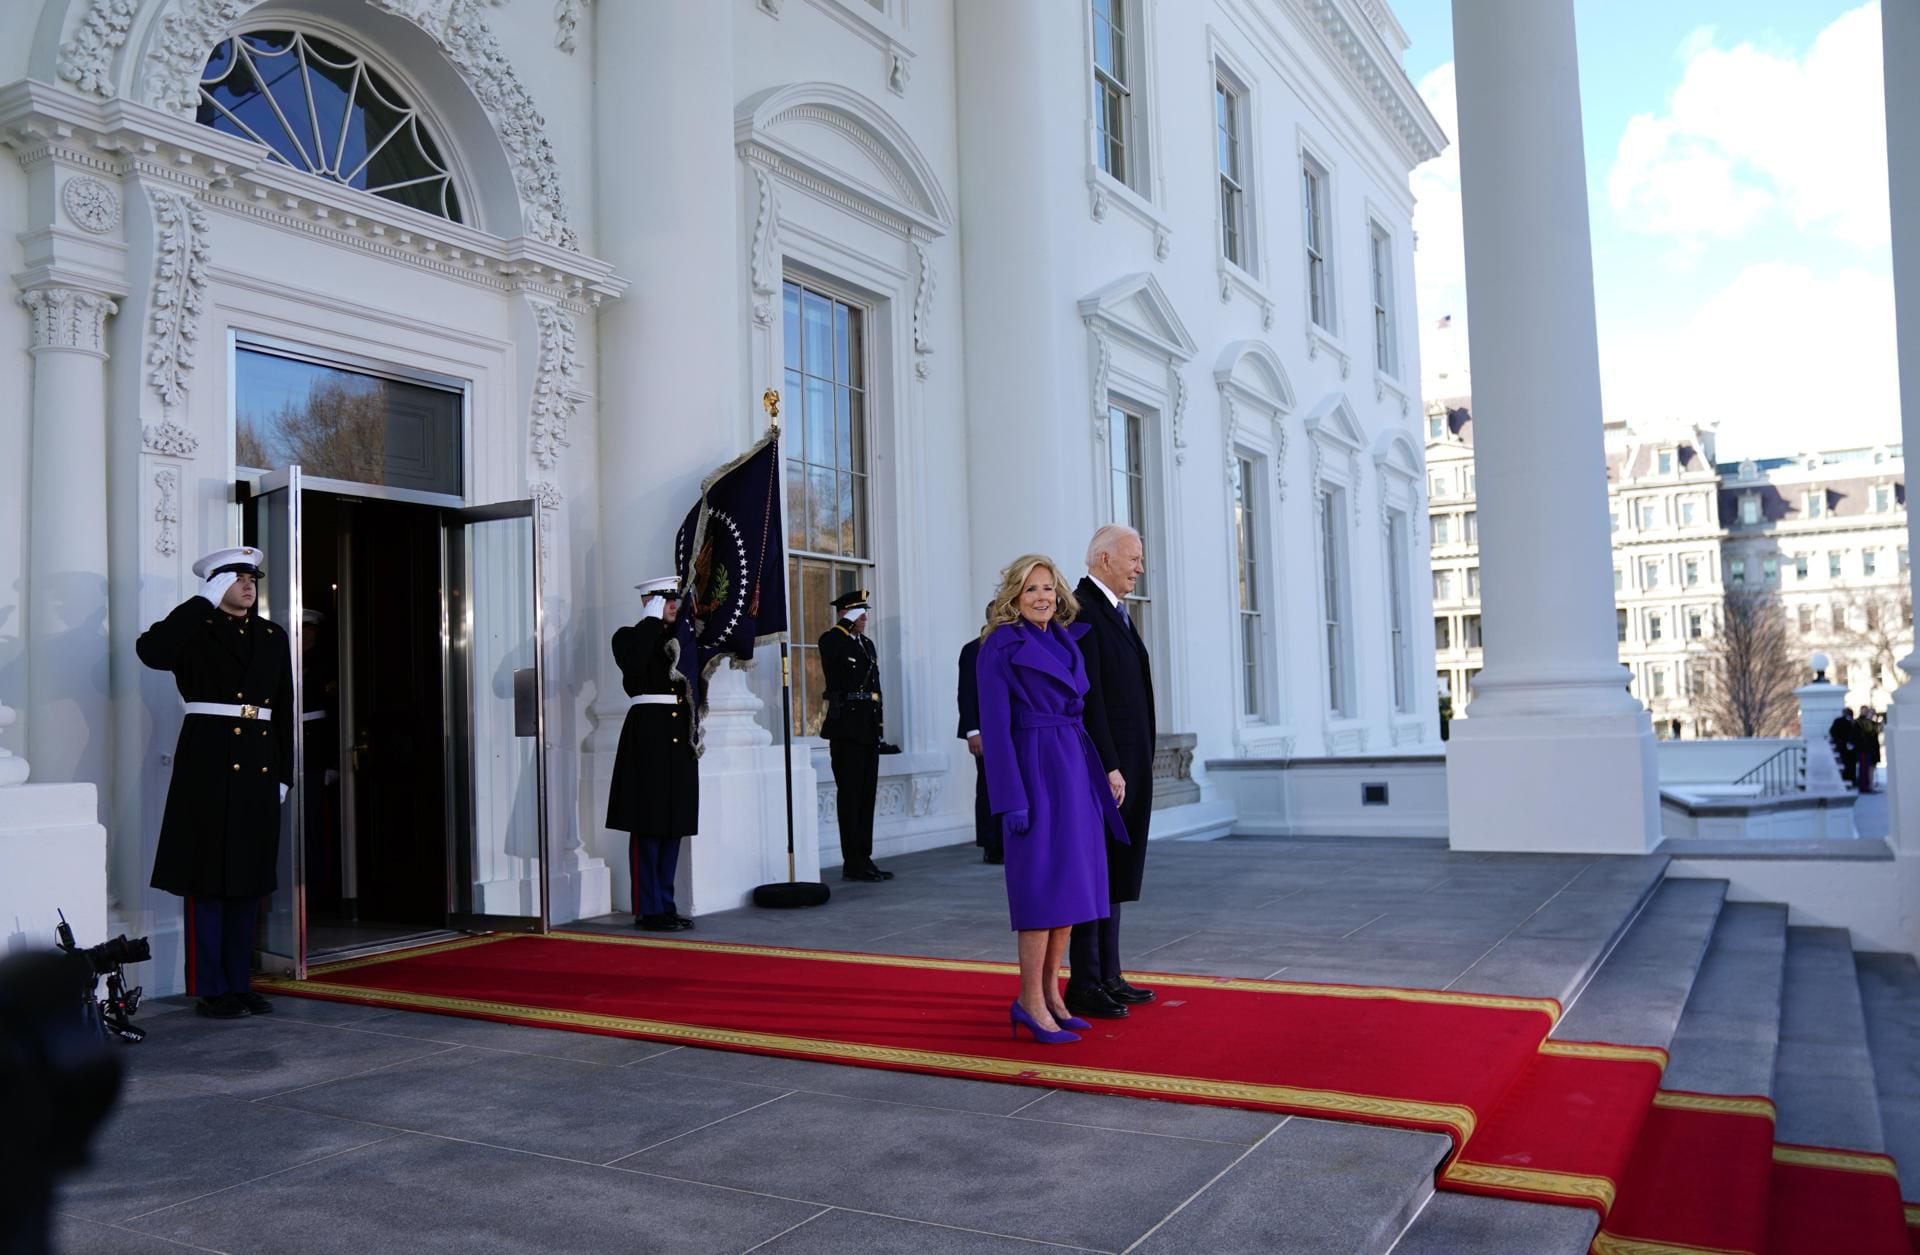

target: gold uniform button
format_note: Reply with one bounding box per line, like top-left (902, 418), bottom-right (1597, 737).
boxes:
top-left (231, 762), bottom-right (240, 771)
top-left (233, 727), bottom-right (241, 736)
top-left (261, 728), bottom-right (269, 736)
top-left (260, 766), bottom-right (268, 774)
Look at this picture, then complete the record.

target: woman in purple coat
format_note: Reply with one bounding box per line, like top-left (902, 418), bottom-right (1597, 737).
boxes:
top-left (976, 554), bottom-right (1129, 1044)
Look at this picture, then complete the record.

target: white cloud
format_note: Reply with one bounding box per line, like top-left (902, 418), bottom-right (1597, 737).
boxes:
top-left (1606, 4), bottom-right (1889, 248)
top-left (1598, 262), bottom-right (1899, 458)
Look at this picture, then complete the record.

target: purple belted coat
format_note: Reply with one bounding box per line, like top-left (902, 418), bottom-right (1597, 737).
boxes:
top-left (976, 620), bottom-right (1129, 931)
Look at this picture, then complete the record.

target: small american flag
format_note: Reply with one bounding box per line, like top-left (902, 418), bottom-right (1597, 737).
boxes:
top-left (1435, 314), bottom-right (1453, 329)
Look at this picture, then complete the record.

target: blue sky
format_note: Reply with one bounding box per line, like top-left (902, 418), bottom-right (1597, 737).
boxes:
top-left (1397, 1), bottom-right (1895, 459)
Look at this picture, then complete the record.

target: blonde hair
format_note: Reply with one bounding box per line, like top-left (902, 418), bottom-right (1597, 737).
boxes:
top-left (982, 554), bottom-right (1078, 640)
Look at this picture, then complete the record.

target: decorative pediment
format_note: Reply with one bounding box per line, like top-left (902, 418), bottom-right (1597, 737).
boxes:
top-left (1371, 428), bottom-right (1421, 482)
top-left (1304, 392), bottom-right (1366, 455)
top-left (1077, 272), bottom-right (1196, 364)
top-left (1214, 339), bottom-right (1295, 414)
top-left (736, 82), bottom-right (952, 237)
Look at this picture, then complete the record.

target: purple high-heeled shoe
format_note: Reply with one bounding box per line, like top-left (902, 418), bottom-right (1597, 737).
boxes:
top-left (1049, 1009), bottom-right (1092, 1030)
top-left (1009, 1000), bottom-right (1081, 1044)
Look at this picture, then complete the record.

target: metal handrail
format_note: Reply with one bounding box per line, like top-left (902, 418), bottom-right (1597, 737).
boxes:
top-left (1733, 744), bottom-right (1806, 797)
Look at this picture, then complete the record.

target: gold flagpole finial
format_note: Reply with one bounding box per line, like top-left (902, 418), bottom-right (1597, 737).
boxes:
top-left (762, 388), bottom-right (782, 427)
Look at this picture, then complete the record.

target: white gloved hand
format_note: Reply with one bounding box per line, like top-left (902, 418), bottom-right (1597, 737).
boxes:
top-left (278, 783), bottom-right (289, 803)
top-left (641, 595), bottom-right (667, 621)
top-left (198, 571), bottom-right (239, 607)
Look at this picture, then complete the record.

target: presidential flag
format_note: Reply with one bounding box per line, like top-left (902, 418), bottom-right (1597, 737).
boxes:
top-left (671, 427), bottom-right (789, 738)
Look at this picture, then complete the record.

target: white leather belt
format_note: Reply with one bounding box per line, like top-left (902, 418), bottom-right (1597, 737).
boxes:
top-left (184, 701), bottom-right (271, 719)
top-left (630, 694), bottom-right (680, 707)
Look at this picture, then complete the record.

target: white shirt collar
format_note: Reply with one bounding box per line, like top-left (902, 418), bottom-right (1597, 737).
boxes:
top-left (1088, 575), bottom-right (1122, 609)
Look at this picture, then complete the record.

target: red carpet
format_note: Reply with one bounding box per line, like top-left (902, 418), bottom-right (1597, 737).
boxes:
top-left (260, 932), bottom-right (1915, 1252)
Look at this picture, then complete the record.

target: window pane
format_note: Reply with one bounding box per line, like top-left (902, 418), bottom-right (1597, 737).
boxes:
top-left (843, 306), bottom-right (864, 388)
top-left (836, 387), bottom-right (853, 470)
top-left (804, 375), bottom-right (835, 468)
top-left (802, 291), bottom-right (833, 378)
top-left (837, 471), bottom-right (855, 555)
top-left (850, 472), bottom-right (869, 557)
top-left (785, 457), bottom-right (807, 553)
top-left (783, 284), bottom-right (802, 371)
top-left (808, 465), bottom-right (838, 554)
top-left (834, 303), bottom-right (851, 384)
top-left (234, 347), bottom-right (461, 494)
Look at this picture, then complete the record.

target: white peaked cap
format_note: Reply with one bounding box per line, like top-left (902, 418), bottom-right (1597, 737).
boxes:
top-left (634, 575), bottom-right (682, 597)
top-left (192, 546), bottom-right (265, 579)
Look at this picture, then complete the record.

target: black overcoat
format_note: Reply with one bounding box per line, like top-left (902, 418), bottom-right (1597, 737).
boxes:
top-left (1073, 577), bottom-right (1156, 902)
top-left (818, 622), bottom-right (883, 744)
top-left (137, 598), bottom-right (294, 898)
top-left (606, 618), bottom-right (699, 837)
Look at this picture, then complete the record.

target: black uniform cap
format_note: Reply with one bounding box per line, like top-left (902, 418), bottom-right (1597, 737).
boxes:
top-left (830, 589), bottom-right (870, 613)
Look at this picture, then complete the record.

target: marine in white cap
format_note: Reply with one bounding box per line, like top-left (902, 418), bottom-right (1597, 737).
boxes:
top-left (605, 576), bottom-right (699, 930)
top-left (135, 545), bottom-right (293, 1019)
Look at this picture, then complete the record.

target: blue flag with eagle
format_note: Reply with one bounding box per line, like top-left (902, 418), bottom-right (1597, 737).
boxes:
top-left (671, 427), bottom-right (789, 744)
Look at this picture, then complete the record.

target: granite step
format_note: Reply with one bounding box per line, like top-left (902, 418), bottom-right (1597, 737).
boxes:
top-left (1661, 901), bottom-right (1790, 1097)
top-left (1132, 1117), bottom-right (1452, 1255)
top-left (1855, 950), bottom-right (1920, 1200)
top-left (1772, 925), bottom-right (1885, 1152)
top-left (1551, 877), bottom-right (1727, 1049)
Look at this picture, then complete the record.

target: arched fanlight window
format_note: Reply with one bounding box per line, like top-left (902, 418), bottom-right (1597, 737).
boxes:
top-left (197, 30), bottom-right (464, 224)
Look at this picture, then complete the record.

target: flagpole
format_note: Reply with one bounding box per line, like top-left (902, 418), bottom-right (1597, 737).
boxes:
top-left (780, 639), bottom-right (797, 882)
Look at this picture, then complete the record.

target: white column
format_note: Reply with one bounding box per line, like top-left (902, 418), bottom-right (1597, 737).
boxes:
top-left (1882, 0), bottom-right (1920, 856)
top-left (1443, 0), bottom-right (1660, 852)
top-left (20, 286), bottom-right (117, 801)
top-left (589, 2), bottom-right (798, 912)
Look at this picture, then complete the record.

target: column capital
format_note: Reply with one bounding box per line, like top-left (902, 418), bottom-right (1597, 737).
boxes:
top-left (19, 285), bottom-right (117, 356)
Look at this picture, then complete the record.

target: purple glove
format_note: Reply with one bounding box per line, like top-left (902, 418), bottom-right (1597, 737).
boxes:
top-left (1003, 809), bottom-right (1030, 837)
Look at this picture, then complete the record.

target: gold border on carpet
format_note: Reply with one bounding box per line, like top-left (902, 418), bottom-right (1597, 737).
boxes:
top-left (1541, 1041), bottom-right (1669, 1068)
top-left (1770, 1144), bottom-right (1899, 1177)
top-left (1439, 1159), bottom-right (1617, 1211)
top-left (1650, 1091), bottom-right (1776, 1121)
top-left (1590, 1232), bottom-right (1754, 1255)
top-left (260, 975), bottom-right (1481, 1142)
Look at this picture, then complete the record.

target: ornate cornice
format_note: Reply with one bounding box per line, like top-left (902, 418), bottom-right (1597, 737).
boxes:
top-left (146, 188), bottom-right (209, 413)
top-left (138, 0), bottom-right (579, 250)
top-left (529, 300), bottom-right (579, 470)
top-left (20, 286), bottom-right (119, 353)
top-left (1287, 0), bottom-right (1445, 166)
top-left (58, 0), bottom-right (146, 99)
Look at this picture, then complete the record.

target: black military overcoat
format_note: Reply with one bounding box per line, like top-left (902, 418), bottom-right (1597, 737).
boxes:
top-left (605, 618), bottom-right (699, 837)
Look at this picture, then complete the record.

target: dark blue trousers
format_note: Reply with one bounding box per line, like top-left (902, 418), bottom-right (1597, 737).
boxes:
top-left (187, 896), bottom-right (258, 997)
top-left (630, 835), bottom-right (682, 918)
top-left (1069, 902), bottom-right (1122, 987)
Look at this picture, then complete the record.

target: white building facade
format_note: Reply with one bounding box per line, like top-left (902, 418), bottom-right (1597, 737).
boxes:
top-left (0, 0), bottom-right (1443, 990)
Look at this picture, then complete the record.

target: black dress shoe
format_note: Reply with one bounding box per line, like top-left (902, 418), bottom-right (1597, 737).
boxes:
top-left (671, 915), bottom-right (694, 930)
top-left (982, 851), bottom-right (1004, 865)
top-left (236, 991), bottom-right (275, 1014)
top-left (1063, 983), bottom-right (1129, 1019)
top-left (636, 914), bottom-right (681, 931)
top-left (195, 994), bottom-right (249, 1020)
top-left (1105, 978), bottom-right (1155, 1005)
top-left (872, 865), bottom-right (895, 880)
top-left (842, 867), bottom-right (887, 883)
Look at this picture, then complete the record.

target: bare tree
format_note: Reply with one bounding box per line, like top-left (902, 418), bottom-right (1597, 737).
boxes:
top-left (1832, 587), bottom-right (1913, 704)
top-left (1695, 588), bottom-right (1803, 738)
top-left (236, 378), bottom-right (388, 481)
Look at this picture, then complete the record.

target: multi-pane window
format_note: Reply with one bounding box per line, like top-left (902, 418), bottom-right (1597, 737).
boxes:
top-left (1231, 455), bottom-right (1263, 718)
top-left (1433, 570), bottom-right (1453, 600)
top-left (1864, 549), bottom-right (1878, 576)
top-left (1463, 510), bottom-right (1477, 542)
top-left (1107, 403), bottom-right (1152, 648)
top-left (1370, 224), bottom-right (1396, 374)
top-left (1638, 502), bottom-right (1656, 530)
top-left (1431, 471), bottom-right (1449, 498)
top-left (1431, 514), bottom-right (1450, 545)
top-left (1434, 616), bottom-right (1452, 650)
top-left (1302, 158), bottom-right (1332, 330)
top-left (1215, 73), bottom-right (1249, 269)
top-left (1427, 414), bottom-right (1445, 439)
top-left (1658, 450), bottom-right (1674, 474)
top-left (1388, 512), bottom-right (1412, 712)
top-left (1651, 668), bottom-right (1667, 698)
top-left (1616, 608), bottom-right (1628, 642)
top-left (1466, 566), bottom-right (1480, 598)
top-left (1798, 605), bottom-right (1815, 633)
top-left (1875, 484), bottom-right (1893, 513)
top-left (1806, 490), bottom-right (1826, 519)
top-left (1463, 614), bottom-right (1482, 648)
top-left (1730, 558), bottom-right (1746, 585)
top-left (784, 279), bottom-right (871, 736)
top-left (1613, 567), bottom-right (1624, 592)
top-left (1610, 510), bottom-right (1620, 533)
top-left (1681, 500), bottom-right (1696, 526)
top-left (1649, 613), bottom-right (1664, 642)
top-left (1763, 557), bottom-right (1779, 585)
top-left (1740, 497), bottom-right (1760, 525)
top-left (1643, 559), bottom-right (1662, 588)
top-left (1091, 0), bottom-right (1138, 189)
top-left (1795, 554), bottom-right (1810, 580)
top-left (1691, 610), bottom-right (1707, 639)
top-left (1684, 558), bottom-right (1701, 587)
top-left (1464, 468), bottom-right (1475, 495)
top-left (1320, 489), bottom-right (1350, 716)
top-left (1829, 552), bottom-right (1843, 579)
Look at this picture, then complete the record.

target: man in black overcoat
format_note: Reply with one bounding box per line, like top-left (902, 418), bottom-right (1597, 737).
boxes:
top-left (956, 626), bottom-right (1002, 864)
top-left (820, 589), bottom-right (895, 881)
top-left (607, 575), bottom-right (698, 930)
top-left (137, 546), bottom-right (293, 1020)
top-left (1830, 706), bottom-right (1858, 787)
top-left (1069, 525), bottom-right (1156, 1020)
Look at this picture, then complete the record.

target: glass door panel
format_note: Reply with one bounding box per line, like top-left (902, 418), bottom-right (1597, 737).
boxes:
top-left (444, 502), bottom-right (548, 931)
top-left (243, 465), bottom-right (306, 977)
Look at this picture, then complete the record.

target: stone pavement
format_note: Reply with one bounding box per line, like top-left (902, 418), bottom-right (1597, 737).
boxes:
top-left (42, 837), bottom-right (1740, 1254)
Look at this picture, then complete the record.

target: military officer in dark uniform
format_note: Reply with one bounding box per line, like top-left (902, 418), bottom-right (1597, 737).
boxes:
top-left (607, 576), bottom-right (698, 931)
top-left (956, 614), bottom-right (1002, 864)
top-left (136, 546), bottom-right (293, 1020)
top-left (819, 589), bottom-right (895, 882)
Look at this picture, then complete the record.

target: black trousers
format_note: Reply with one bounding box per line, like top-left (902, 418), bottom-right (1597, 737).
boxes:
top-left (972, 757), bottom-right (1002, 859)
top-left (1069, 902), bottom-right (1122, 987)
top-left (186, 895), bottom-right (259, 997)
top-left (830, 740), bottom-right (880, 870)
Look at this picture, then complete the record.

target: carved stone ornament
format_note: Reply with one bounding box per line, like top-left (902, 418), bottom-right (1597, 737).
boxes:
top-left (21, 287), bottom-right (118, 354)
top-left (1154, 224), bottom-right (1171, 261)
top-left (888, 50), bottom-right (910, 96)
top-left (1089, 183), bottom-right (1109, 223)
top-left (758, 0), bottom-right (783, 15)
top-left (63, 176), bottom-right (123, 234)
top-left (875, 780), bottom-right (908, 818)
top-left (554, 0), bottom-right (590, 53)
top-left (143, 419), bottom-right (201, 458)
top-left (911, 237), bottom-right (935, 363)
top-left (152, 466), bottom-right (181, 557)
top-left (529, 301), bottom-right (580, 470)
top-left (1089, 332), bottom-right (1112, 443)
top-left (141, 0), bottom-right (579, 250)
top-left (57, 0), bottom-right (144, 98)
top-left (749, 165), bottom-right (780, 327)
top-left (147, 190), bottom-right (210, 414)
top-left (909, 773), bottom-right (942, 818)
top-left (1170, 371), bottom-right (1188, 466)
top-left (529, 479), bottom-right (563, 570)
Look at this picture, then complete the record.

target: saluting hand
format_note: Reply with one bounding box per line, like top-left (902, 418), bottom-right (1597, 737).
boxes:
top-left (1108, 770), bottom-right (1126, 806)
top-left (197, 571), bottom-right (239, 607)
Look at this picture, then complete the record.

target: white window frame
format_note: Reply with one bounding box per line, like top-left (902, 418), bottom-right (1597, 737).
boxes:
top-left (1085, 0), bottom-right (1165, 229)
top-left (1214, 63), bottom-right (1253, 273)
top-left (1805, 489), bottom-right (1826, 520)
top-left (1299, 141), bottom-right (1336, 335)
top-left (1368, 219), bottom-right (1398, 378)
top-left (1230, 450), bottom-right (1268, 721)
top-left (1215, 339), bottom-right (1296, 747)
top-left (1740, 495), bottom-right (1760, 526)
top-left (1306, 394), bottom-right (1366, 742)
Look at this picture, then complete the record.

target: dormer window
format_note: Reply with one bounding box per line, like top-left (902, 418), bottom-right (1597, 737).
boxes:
top-left (1657, 449), bottom-right (1673, 475)
top-left (1739, 495), bottom-right (1760, 526)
